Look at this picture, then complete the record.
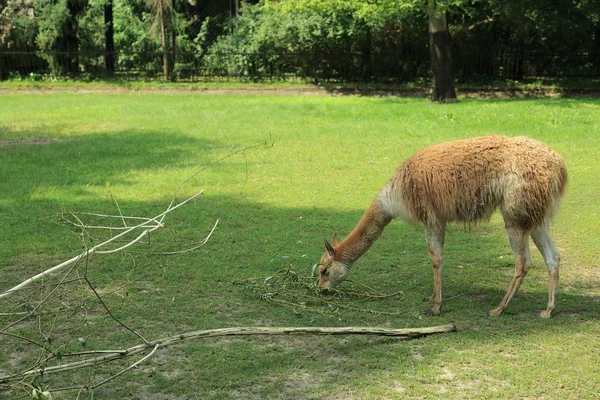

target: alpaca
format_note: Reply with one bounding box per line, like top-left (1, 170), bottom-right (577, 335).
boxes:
top-left (317, 135), bottom-right (567, 318)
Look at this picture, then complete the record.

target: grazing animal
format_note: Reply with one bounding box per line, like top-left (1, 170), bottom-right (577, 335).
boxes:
top-left (317, 135), bottom-right (567, 318)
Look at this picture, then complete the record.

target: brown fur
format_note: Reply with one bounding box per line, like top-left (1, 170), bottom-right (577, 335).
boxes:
top-left (318, 135), bottom-right (567, 317)
top-left (332, 202), bottom-right (392, 264)
top-left (391, 135), bottom-right (567, 230)
top-left (318, 202), bottom-right (392, 288)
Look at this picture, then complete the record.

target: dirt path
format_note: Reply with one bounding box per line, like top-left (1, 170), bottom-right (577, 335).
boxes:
top-left (0, 84), bottom-right (429, 97)
top-left (0, 138), bottom-right (58, 147)
top-left (0, 84), bottom-right (598, 98)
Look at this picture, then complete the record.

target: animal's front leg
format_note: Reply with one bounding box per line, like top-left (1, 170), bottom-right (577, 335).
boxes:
top-left (425, 226), bottom-right (445, 315)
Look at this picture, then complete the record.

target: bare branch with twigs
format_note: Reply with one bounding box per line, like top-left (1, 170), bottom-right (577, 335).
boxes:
top-left (0, 189), bottom-right (204, 300)
top-left (0, 323), bottom-right (456, 385)
top-left (1, 143), bottom-right (272, 396)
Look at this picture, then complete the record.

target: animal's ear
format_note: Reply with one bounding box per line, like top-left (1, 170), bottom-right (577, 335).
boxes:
top-left (324, 239), bottom-right (335, 258)
top-left (332, 233), bottom-right (340, 246)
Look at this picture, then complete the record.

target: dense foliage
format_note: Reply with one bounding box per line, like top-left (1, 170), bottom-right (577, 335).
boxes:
top-left (1, 0), bottom-right (599, 80)
top-left (203, 1), bottom-right (428, 80)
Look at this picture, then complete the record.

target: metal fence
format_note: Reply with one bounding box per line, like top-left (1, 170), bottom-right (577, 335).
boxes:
top-left (1, 49), bottom-right (600, 82)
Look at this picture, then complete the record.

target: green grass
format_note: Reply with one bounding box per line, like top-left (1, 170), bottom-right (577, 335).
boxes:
top-left (1, 91), bottom-right (600, 399)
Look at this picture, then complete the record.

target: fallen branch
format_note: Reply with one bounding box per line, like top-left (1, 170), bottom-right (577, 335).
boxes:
top-left (0, 323), bottom-right (456, 384)
top-left (1, 142), bottom-right (272, 396)
top-left (0, 189), bottom-right (204, 299)
top-left (89, 343), bottom-right (160, 390)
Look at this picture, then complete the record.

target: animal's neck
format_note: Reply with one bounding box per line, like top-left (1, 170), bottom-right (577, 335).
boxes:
top-left (335, 201), bottom-right (392, 265)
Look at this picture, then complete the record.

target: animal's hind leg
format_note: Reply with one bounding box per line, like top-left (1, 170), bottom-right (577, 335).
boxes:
top-left (488, 226), bottom-right (532, 317)
top-left (531, 222), bottom-right (560, 318)
top-left (425, 225), bottom-right (445, 315)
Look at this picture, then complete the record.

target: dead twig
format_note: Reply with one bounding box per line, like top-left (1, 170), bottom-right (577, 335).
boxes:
top-left (0, 331), bottom-right (55, 356)
top-left (127, 219), bottom-right (220, 255)
top-left (110, 192), bottom-right (128, 228)
top-left (83, 276), bottom-right (148, 344)
top-left (237, 268), bottom-right (406, 316)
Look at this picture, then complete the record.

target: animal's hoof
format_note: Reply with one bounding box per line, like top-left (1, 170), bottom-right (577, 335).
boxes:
top-left (487, 309), bottom-right (502, 317)
top-left (425, 307), bottom-right (441, 316)
top-left (423, 297), bottom-right (433, 303)
top-left (537, 310), bottom-right (552, 318)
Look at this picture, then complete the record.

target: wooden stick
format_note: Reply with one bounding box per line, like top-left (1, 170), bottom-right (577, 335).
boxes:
top-left (0, 323), bottom-right (456, 383)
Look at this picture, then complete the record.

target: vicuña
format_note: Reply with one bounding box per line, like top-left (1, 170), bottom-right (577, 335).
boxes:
top-left (317, 135), bottom-right (567, 318)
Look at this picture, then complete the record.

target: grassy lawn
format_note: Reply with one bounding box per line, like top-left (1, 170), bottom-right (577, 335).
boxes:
top-left (1, 91), bottom-right (599, 399)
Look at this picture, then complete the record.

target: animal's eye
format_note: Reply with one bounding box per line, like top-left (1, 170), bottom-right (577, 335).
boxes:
top-left (322, 269), bottom-right (329, 277)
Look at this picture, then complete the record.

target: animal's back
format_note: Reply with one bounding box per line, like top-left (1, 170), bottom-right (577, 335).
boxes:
top-left (386, 136), bottom-right (567, 229)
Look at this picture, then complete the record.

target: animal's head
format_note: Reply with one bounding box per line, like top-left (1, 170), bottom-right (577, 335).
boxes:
top-left (317, 234), bottom-right (350, 289)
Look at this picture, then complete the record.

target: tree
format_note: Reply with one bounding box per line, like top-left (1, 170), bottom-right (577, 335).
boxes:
top-left (147, 0), bottom-right (174, 79)
top-left (428, 0), bottom-right (456, 102)
top-left (36, 0), bottom-right (89, 76)
top-left (203, 0), bottom-right (425, 81)
top-left (104, 0), bottom-right (115, 74)
top-left (0, 0), bottom-right (40, 79)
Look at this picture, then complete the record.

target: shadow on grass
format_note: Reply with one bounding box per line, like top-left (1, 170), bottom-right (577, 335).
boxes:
top-left (2, 153), bottom-right (598, 399)
top-left (145, 195), bottom-right (599, 399)
top-left (101, 194), bottom-right (600, 398)
top-left (0, 128), bottom-right (221, 201)
top-left (7, 190), bottom-right (596, 321)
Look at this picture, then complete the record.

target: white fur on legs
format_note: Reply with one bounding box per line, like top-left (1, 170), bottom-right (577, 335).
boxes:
top-left (532, 221), bottom-right (560, 318)
top-left (425, 225), bottom-right (445, 315)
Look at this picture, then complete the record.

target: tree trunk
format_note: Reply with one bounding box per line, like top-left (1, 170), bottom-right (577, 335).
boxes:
top-left (428, 1), bottom-right (457, 103)
top-left (592, 26), bottom-right (600, 70)
top-left (170, 0), bottom-right (176, 77)
top-left (62, 0), bottom-right (83, 76)
top-left (159, 0), bottom-right (168, 80)
top-left (104, 0), bottom-right (115, 76)
top-left (363, 25), bottom-right (374, 81)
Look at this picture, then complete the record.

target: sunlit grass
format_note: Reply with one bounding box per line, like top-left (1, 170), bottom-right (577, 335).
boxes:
top-left (1, 92), bottom-right (599, 399)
